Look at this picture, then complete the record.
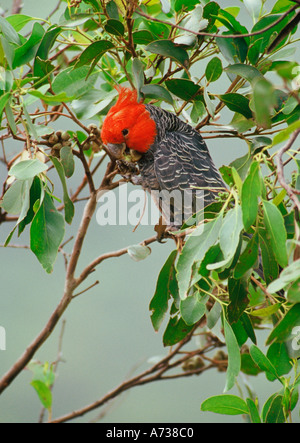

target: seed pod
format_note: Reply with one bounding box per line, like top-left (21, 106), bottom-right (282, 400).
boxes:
top-left (62, 140), bottom-right (72, 147)
top-left (82, 141), bottom-right (91, 151)
top-left (48, 134), bottom-right (59, 145)
top-left (52, 142), bottom-right (62, 150)
top-left (88, 123), bottom-right (98, 132)
top-left (61, 131), bottom-right (71, 141)
top-left (130, 149), bottom-right (142, 162)
top-left (182, 356), bottom-right (205, 372)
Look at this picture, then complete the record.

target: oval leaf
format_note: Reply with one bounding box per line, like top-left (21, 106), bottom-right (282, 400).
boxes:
top-left (205, 57), bottom-right (223, 82)
top-left (145, 40), bottom-right (189, 68)
top-left (9, 159), bottom-right (47, 180)
top-left (262, 200), bottom-right (288, 268)
top-left (201, 395), bottom-right (248, 415)
top-left (127, 244), bottom-right (151, 262)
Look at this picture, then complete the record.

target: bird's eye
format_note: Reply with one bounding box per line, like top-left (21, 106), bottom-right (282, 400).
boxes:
top-left (122, 129), bottom-right (129, 136)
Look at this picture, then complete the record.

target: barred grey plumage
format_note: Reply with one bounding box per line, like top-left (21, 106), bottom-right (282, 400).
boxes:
top-left (134, 104), bottom-right (225, 227)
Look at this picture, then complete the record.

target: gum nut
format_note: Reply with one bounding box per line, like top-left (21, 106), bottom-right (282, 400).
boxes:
top-left (83, 141), bottom-right (90, 150)
top-left (88, 123), bottom-right (98, 131)
top-left (48, 134), bottom-right (59, 144)
top-left (61, 131), bottom-right (71, 141)
top-left (53, 143), bottom-right (62, 150)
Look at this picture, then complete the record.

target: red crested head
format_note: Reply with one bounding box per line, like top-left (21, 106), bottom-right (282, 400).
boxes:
top-left (101, 86), bottom-right (157, 154)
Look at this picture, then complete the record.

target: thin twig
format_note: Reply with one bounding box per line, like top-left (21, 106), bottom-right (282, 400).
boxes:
top-left (276, 129), bottom-right (300, 212)
top-left (11, 0), bottom-right (23, 14)
top-left (136, 5), bottom-right (298, 40)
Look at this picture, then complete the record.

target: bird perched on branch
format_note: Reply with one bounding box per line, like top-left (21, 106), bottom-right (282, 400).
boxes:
top-left (101, 86), bottom-right (224, 230)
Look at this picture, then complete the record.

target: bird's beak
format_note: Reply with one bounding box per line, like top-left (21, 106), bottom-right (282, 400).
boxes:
top-left (106, 142), bottom-right (126, 159)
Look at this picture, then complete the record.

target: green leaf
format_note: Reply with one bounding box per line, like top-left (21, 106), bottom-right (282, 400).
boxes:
top-left (225, 63), bottom-right (264, 83)
top-left (60, 145), bottom-right (75, 178)
top-left (35, 25), bottom-right (62, 61)
top-left (74, 40), bottom-right (115, 69)
top-left (249, 303), bottom-right (282, 318)
top-left (246, 398), bottom-right (261, 423)
top-left (145, 40), bottom-right (189, 68)
top-left (287, 279), bottom-right (300, 303)
top-left (140, 84), bottom-right (173, 104)
top-left (249, 13), bottom-right (294, 64)
top-left (228, 277), bottom-right (249, 324)
top-left (272, 120), bottom-right (300, 146)
top-left (0, 92), bottom-right (11, 122)
top-left (150, 250), bottom-right (178, 331)
top-left (252, 77), bottom-right (275, 129)
top-left (207, 205), bottom-right (243, 271)
top-left (0, 178), bottom-right (33, 227)
top-left (174, 0), bottom-right (199, 12)
top-left (203, 85), bottom-right (215, 117)
top-left (271, 0), bottom-right (296, 14)
top-left (268, 259), bottom-right (300, 293)
top-left (180, 292), bottom-right (206, 326)
top-left (31, 380), bottom-right (52, 410)
top-left (241, 161), bottom-right (261, 230)
top-left (176, 216), bottom-right (223, 299)
top-left (12, 22), bottom-right (45, 69)
top-left (234, 233), bottom-right (259, 279)
top-left (18, 176), bottom-right (43, 236)
top-left (240, 313), bottom-right (256, 344)
top-left (132, 58), bottom-right (145, 94)
top-left (241, 353), bottom-right (261, 375)
top-left (216, 35), bottom-right (247, 64)
top-left (9, 159), bottom-right (47, 180)
top-left (249, 345), bottom-right (280, 381)
top-left (205, 57), bottom-right (223, 82)
top-left (258, 227), bottom-right (279, 285)
top-left (263, 394), bottom-right (285, 423)
top-left (30, 192), bottom-right (65, 273)
top-left (49, 156), bottom-right (75, 225)
top-left (127, 244), bottom-right (151, 262)
top-left (165, 78), bottom-right (201, 101)
top-left (224, 315), bottom-right (241, 392)
top-left (6, 14), bottom-right (41, 32)
top-left (28, 90), bottom-right (75, 105)
top-left (266, 304), bottom-right (300, 345)
top-left (0, 16), bottom-right (21, 45)
top-left (132, 30), bottom-right (156, 45)
top-left (104, 19), bottom-right (125, 36)
top-left (262, 200), bottom-right (288, 268)
top-left (106, 0), bottom-right (119, 19)
top-left (267, 342), bottom-right (292, 380)
top-left (206, 301), bottom-right (222, 329)
top-left (52, 66), bottom-right (97, 98)
top-left (163, 315), bottom-right (193, 347)
top-left (219, 93), bottom-right (252, 119)
top-left (191, 100), bottom-right (206, 123)
top-left (201, 395), bottom-right (249, 415)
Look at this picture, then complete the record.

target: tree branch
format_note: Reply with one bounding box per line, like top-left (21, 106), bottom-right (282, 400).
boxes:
top-left (50, 324), bottom-right (218, 423)
top-left (11, 0), bottom-right (23, 14)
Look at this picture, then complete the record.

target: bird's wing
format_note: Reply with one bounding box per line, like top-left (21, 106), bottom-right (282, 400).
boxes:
top-left (154, 130), bottom-right (224, 195)
top-left (153, 130), bottom-right (224, 226)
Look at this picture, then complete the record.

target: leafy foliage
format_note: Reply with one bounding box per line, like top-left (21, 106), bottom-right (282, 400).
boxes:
top-left (0, 0), bottom-right (299, 423)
